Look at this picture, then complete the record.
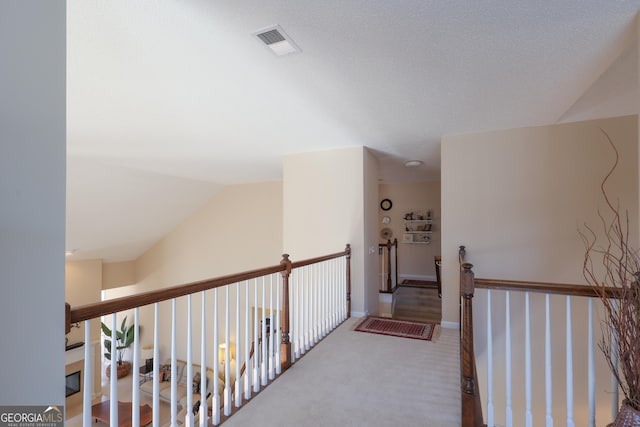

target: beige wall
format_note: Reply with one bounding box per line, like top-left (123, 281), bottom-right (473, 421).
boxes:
top-left (102, 260), bottom-right (136, 290)
top-left (441, 115), bottom-right (638, 426)
top-left (283, 147), bottom-right (368, 315)
top-left (379, 181), bottom-right (441, 279)
top-left (65, 259), bottom-right (103, 343)
top-left (117, 181), bottom-right (284, 362)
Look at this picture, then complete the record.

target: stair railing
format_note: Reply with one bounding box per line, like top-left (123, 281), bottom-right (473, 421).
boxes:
top-left (459, 245), bottom-right (622, 427)
top-left (65, 244), bottom-right (350, 427)
top-left (379, 238), bottom-right (398, 293)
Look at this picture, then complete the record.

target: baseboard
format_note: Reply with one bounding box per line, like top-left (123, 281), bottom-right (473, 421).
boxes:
top-left (351, 311), bottom-right (367, 318)
top-left (440, 321), bottom-right (459, 329)
top-left (399, 274), bottom-right (437, 282)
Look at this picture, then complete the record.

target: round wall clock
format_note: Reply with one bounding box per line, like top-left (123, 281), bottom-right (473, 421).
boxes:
top-left (380, 198), bottom-right (393, 211)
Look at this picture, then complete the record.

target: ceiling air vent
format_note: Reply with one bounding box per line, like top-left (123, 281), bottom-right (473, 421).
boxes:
top-left (253, 25), bottom-right (301, 56)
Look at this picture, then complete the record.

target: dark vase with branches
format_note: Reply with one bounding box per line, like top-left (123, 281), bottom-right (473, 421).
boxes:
top-left (101, 315), bottom-right (135, 379)
top-left (580, 130), bottom-right (640, 426)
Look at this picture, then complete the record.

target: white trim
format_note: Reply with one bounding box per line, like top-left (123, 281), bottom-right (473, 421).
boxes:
top-left (351, 311), bottom-right (367, 318)
top-left (441, 321), bottom-right (459, 329)
top-left (399, 274), bottom-right (437, 282)
top-left (378, 294), bottom-right (393, 304)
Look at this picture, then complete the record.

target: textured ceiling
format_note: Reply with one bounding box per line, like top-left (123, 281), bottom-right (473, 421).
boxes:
top-left (66, 1), bottom-right (640, 261)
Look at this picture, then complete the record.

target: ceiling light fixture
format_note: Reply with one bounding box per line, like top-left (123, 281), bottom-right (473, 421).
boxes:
top-left (404, 160), bottom-right (423, 168)
top-left (65, 249), bottom-right (77, 257)
top-left (253, 25), bottom-right (301, 56)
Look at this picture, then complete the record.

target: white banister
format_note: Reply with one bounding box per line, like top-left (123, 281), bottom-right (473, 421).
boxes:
top-left (269, 274), bottom-right (275, 380)
top-left (110, 312), bottom-right (118, 426)
top-left (200, 291), bottom-right (209, 427)
top-left (275, 274), bottom-right (281, 375)
top-left (261, 277), bottom-right (268, 385)
top-left (212, 289), bottom-right (220, 425)
top-left (171, 299), bottom-right (178, 426)
top-left (244, 280), bottom-right (252, 400)
top-left (505, 291), bottom-right (512, 427)
top-left (525, 292), bottom-right (532, 427)
top-left (545, 294), bottom-right (553, 427)
top-left (83, 320), bottom-right (92, 427)
top-left (185, 295), bottom-right (194, 427)
top-left (224, 288), bottom-right (231, 416)
top-left (253, 279), bottom-right (260, 393)
top-left (487, 289), bottom-right (494, 427)
top-left (132, 307), bottom-right (140, 427)
top-left (235, 283), bottom-right (242, 408)
top-left (566, 296), bottom-right (574, 427)
top-left (305, 267), bottom-right (311, 352)
top-left (153, 303), bottom-right (160, 427)
top-left (588, 298), bottom-right (595, 427)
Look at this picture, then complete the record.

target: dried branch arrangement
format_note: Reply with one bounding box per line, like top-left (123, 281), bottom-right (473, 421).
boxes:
top-left (580, 130), bottom-right (640, 411)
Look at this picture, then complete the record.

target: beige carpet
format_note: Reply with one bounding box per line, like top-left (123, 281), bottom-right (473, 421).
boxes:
top-left (223, 317), bottom-right (460, 427)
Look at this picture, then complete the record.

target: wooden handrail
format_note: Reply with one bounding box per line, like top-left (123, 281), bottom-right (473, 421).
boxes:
top-left (474, 278), bottom-right (621, 298)
top-left (68, 248), bottom-right (351, 325)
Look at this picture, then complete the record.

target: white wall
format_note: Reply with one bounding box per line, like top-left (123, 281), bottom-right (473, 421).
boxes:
top-left (364, 149), bottom-right (380, 315)
top-left (283, 147), bottom-right (368, 316)
top-left (441, 115), bottom-right (638, 426)
top-left (0, 0), bottom-right (66, 405)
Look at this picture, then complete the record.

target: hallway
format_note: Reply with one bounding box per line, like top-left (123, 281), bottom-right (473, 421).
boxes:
top-left (224, 317), bottom-right (460, 427)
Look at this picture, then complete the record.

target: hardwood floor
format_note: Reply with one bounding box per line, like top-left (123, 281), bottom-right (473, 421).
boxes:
top-left (392, 284), bottom-right (442, 324)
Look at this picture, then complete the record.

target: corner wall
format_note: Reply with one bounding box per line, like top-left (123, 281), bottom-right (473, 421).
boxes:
top-left (283, 147), bottom-right (369, 316)
top-left (0, 1), bottom-right (66, 406)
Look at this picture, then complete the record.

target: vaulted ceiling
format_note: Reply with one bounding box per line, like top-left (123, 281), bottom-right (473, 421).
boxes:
top-left (67, 1), bottom-right (640, 262)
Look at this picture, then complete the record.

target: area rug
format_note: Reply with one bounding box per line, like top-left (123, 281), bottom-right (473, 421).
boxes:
top-left (400, 279), bottom-right (439, 289)
top-left (354, 317), bottom-right (437, 341)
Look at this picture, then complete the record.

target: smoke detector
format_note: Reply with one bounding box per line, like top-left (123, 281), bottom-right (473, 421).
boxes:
top-left (253, 25), bottom-right (301, 56)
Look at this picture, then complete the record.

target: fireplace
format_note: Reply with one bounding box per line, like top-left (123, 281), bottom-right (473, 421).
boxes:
top-left (66, 370), bottom-right (81, 397)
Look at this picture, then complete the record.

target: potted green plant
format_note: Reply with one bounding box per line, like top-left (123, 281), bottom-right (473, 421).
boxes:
top-left (101, 316), bottom-right (135, 379)
top-left (581, 132), bottom-right (640, 426)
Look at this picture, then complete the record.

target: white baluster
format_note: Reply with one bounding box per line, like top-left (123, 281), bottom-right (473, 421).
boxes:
top-left (212, 289), bottom-right (220, 425)
top-left (262, 277), bottom-right (268, 385)
top-left (110, 312), bottom-right (118, 426)
top-left (505, 291), bottom-right (512, 427)
top-left (305, 266), bottom-right (310, 351)
top-left (487, 290), bottom-right (494, 427)
top-left (312, 263), bottom-right (318, 345)
top-left (245, 280), bottom-right (252, 400)
top-left (269, 274), bottom-right (275, 380)
top-left (224, 288), bottom-right (231, 416)
top-left (566, 296), bottom-right (574, 427)
top-left (83, 320), bottom-right (92, 427)
top-left (186, 295), bottom-right (194, 427)
top-left (611, 299), bottom-right (619, 420)
top-left (525, 292), bottom-right (532, 427)
top-left (132, 307), bottom-right (140, 427)
top-left (253, 279), bottom-right (260, 392)
top-left (545, 294), bottom-right (553, 427)
top-left (588, 298), bottom-right (595, 427)
top-left (200, 291), bottom-right (209, 427)
top-left (153, 303), bottom-right (160, 427)
top-left (171, 299), bottom-right (178, 426)
top-left (235, 283), bottom-right (242, 408)
top-left (275, 274), bottom-right (281, 375)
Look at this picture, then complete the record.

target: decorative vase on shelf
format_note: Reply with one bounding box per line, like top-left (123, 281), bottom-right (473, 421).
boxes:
top-left (608, 401), bottom-right (640, 427)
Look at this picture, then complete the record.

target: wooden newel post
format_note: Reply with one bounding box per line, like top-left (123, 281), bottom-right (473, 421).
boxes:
top-left (346, 244), bottom-right (351, 319)
top-left (385, 239), bottom-right (392, 292)
top-left (280, 254), bottom-right (292, 372)
top-left (460, 262), bottom-right (482, 427)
